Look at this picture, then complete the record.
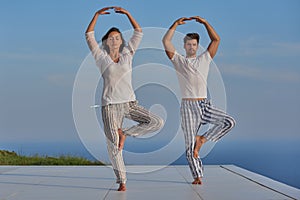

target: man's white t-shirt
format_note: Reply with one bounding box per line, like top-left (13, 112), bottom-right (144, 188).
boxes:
top-left (171, 50), bottom-right (212, 98)
top-left (86, 31), bottom-right (143, 106)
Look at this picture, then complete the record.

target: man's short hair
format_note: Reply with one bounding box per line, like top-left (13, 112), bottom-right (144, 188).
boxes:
top-left (184, 33), bottom-right (200, 44)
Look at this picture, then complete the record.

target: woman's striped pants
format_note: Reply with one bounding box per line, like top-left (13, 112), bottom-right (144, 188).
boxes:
top-left (180, 99), bottom-right (235, 179)
top-left (101, 101), bottom-right (164, 184)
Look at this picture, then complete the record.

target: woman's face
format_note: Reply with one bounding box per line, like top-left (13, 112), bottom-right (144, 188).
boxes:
top-left (106, 31), bottom-right (123, 52)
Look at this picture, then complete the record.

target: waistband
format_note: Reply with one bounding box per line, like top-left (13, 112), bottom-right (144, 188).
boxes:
top-left (181, 98), bottom-right (211, 106)
top-left (182, 98), bottom-right (206, 101)
top-left (102, 100), bottom-right (138, 108)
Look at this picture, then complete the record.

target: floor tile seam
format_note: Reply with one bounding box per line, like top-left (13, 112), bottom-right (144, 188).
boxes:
top-left (220, 165), bottom-right (296, 200)
top-left (173, 166), bottom-right (205, 200)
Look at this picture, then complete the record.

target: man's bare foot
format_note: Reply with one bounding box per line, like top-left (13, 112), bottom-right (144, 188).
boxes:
top-left (117, 183), bottom-right (126, 191)
top-left (192, 177), bottom-right (202, 185)
top-left (118, 128), bottom-right (126, 151)
top-left (193, 135), bottom-right (207, 159)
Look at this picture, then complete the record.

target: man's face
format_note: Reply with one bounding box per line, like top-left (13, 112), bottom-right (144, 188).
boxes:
top-left (184, 39), bottom-right (198, 57)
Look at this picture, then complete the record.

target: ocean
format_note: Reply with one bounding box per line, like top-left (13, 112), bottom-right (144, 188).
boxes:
top-left (1, 139), bottom-right (299, 189)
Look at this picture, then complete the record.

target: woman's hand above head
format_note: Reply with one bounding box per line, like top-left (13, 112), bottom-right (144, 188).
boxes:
top-left (113, 7), bottom-right (129, 15)
top-left (95, 7), bottom-right (113, 16)
top-left (95, 6), bottom-right (129, 16)
top-left (86, 7), bottom-right (113, 33)
top-left (111, 6), bottom-right (141, 32)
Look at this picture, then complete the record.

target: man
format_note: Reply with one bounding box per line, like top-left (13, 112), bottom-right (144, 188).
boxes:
top-left (162, 16), bottom-right (235, 185)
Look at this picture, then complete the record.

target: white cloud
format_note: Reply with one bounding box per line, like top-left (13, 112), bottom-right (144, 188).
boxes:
top-left (272, 42), bottom-right (300, 52)
top-left (235, 37), bottom-right (300, 57)
top-left (47, 74), bottom-right (75, 87)
top-left (221, 64), bottom-right (300, 83)
top-left (0, 52), bottom-right (79, 65)
top-left (218, 37), bottom-right (300, 83)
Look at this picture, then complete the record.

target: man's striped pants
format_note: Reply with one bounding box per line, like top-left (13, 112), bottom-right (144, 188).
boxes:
top-left (180, 99), bottom-right (236, 179)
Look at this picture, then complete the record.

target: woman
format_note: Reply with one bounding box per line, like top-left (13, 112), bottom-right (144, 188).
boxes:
top-left (85, 7), bottom-right (164, 191)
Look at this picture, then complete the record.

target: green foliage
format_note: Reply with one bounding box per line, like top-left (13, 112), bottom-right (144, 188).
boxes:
top-left (0, 150), bottom-right (104, 165)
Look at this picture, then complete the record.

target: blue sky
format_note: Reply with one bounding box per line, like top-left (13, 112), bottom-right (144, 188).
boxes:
top-left (1, 0), bottom-right (300, 154)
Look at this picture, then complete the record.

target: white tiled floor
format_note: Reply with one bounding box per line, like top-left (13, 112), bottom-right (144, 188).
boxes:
top-left (0, 165), bottom-right (299, 200)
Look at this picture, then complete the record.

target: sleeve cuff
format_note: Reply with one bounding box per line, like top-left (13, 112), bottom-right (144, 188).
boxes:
top-left (133, 30), bottom-right (143, 37)
top-left (85, 31), bottom-right (95, 36)
top-left (171, 51), bottom-right (178, 61)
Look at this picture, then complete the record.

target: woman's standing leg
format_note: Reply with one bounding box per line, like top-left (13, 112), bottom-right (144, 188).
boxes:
top-left (102, 104), bottom-right (127, 189)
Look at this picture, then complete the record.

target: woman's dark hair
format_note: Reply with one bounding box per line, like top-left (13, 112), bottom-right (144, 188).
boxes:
top-left (184, 33), bottom-right (200, 44)
top-left (101, 27), bottom-right (126, 53)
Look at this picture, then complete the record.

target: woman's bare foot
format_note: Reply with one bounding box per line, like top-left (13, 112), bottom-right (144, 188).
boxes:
top-left (193, 135), bottom-right (207, 159)
top-left (192, 177), bottom-right (202, 185)
top-left (118, 128), bottom-right (126, 151)
top-left (117, 183), bottom-right (126, 191)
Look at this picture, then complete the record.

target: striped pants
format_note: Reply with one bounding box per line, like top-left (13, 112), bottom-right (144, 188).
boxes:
top-left (180, 99), bottom-right (235, 179)
top-left (101, 101), bottom-right (164, 184)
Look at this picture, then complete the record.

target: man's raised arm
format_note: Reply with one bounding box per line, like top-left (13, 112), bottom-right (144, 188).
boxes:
top-left (191, 16), bottom-right (220, 58)
top-left (162, 17), bottom-right (191, 59)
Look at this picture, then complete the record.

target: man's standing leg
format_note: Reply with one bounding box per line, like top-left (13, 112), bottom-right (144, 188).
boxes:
top-left (180, 100), bottom-right (204, 184)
